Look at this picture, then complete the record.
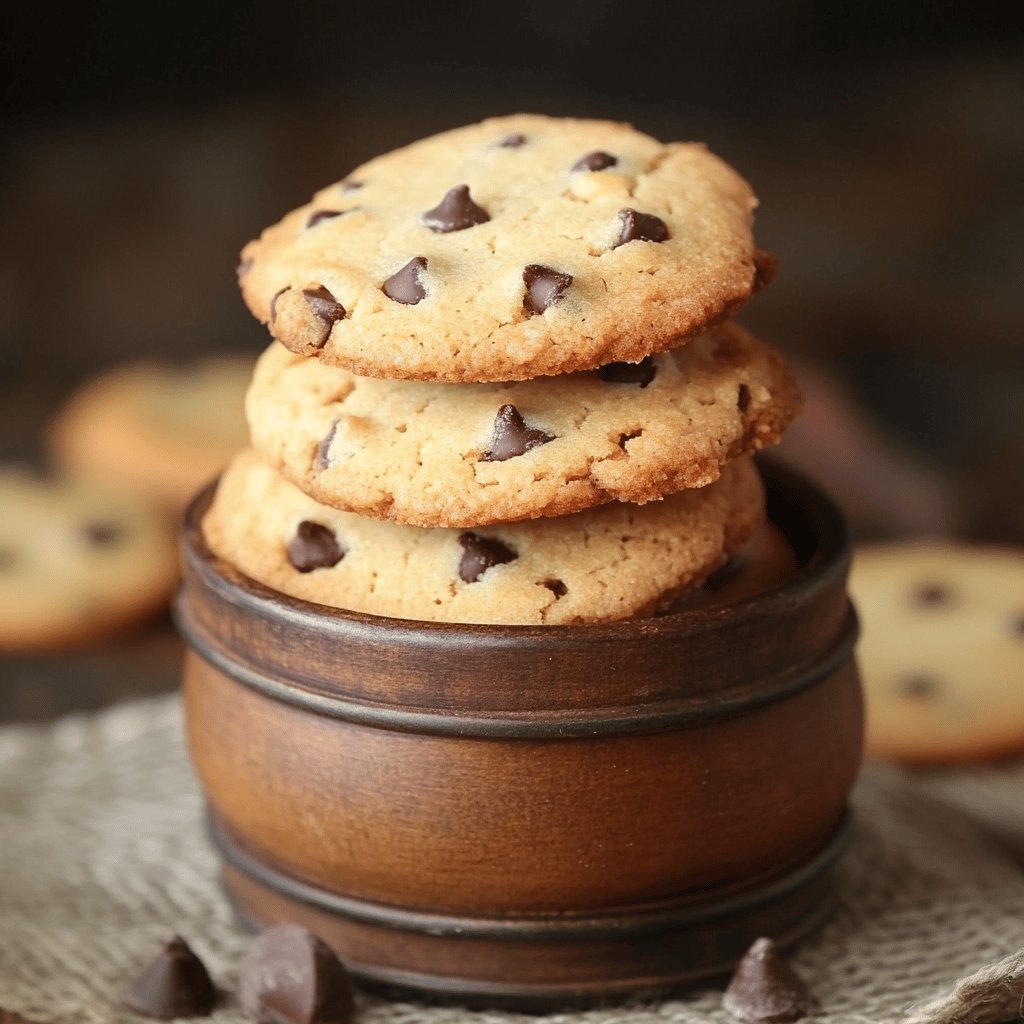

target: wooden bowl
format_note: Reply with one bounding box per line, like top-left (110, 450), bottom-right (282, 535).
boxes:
top-left (176, 462), bottom-right (862, 1008)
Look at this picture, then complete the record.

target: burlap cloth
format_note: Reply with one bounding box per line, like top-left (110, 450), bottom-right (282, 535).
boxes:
top-left (2, 695), bottom-right (1024, 1024)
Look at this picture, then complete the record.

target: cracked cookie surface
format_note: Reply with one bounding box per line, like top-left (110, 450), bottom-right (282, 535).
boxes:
top-left (238, 114), bottom-right (762, 382)
top-left (203, 450), bottom-right (765, 625)
top-left (246, 320), bottom-right (799, 527)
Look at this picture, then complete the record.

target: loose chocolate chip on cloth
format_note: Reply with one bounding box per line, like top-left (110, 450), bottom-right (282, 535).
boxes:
top-left (238, 114), bottom-right (763, 382)
top-left (2, 696), bottom-right (1024, 1023)
top-left (122, 937), bottom-right (217, 1019)
top-left (722, 938), bottom-right (817, 1023)
top-left (239, 925), bottom-right (352, 1024)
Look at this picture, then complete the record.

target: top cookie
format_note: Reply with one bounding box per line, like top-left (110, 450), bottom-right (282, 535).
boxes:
top-left (239, 114), bottom-right (762, 383)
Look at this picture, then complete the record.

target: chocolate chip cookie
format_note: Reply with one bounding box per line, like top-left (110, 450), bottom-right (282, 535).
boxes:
top-left (203, 450), bottom-right (765, 625)
top-left (850, 542), bottom-right (1024, 763)
top-left (49, 356), bottom-right (252, 510)
top-left (0, 469), bottom-right (179, 650)
top-left (246, 321), bottom-right (799, 527)
top-left (238, 114), bottom-right (763, 383)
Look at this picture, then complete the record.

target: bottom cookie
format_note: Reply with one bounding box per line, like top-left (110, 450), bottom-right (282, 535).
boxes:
top-left (849, 542), bottom-right (1024, 764)
top-left (203, 450), bottom-right (765, 625)
top-left (0, 469), bottom-right (179, 651)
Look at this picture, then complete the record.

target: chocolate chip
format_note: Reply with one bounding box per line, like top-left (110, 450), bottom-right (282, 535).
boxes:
top-left (522, 264), bottom-right (572, 315)
top-left (382, 257), bottom-right (427, 304)
top-left (315, 421), bottom-right (338, 470)
top-left (543, 579), bottom-right (567, 598)
top-left (269, 287), bottom-right (289, 323)
top-left (738, 383), bottom-right (751, 412)
top-left (122, 936), bottom-right (216, 1019)
top-left (237, 257), bottom-right (254, 279)
top-left (899, 674), bottom-right (939, 700)
top-left (306, 209), bottom-right (345, 229)
top-left (599, 357), bottom-right (656, 387)
top-left (615, 208), bottom-right (669, 247)
top-left (753, 249), bottom-right (780, 291)
top-left (458, 532), bottom-right (517, 583)
top-left (572, 151), bottom-right (617, 172)
top-left (499, 133), bottom-right (527, 148)
top-left (83, 522), bottom-right (124, 546)
top-left (302, 286), bottom-right (346, 347)
top-left (239, 924), bottom-right (353, 1024)
top-left (288, 521), bottom-right (345, 573)
top-left (340, 179), bottom-right (363, 193)
top-left (1013, 615), bottom-right (1024, 637)
top-left (483, 404), bottom-right (554, 461)
top-left (722, 937), bottom-right (818, 1024)
top-left (913, 582), bottom-right (952, 606)
top-left (422, 185), bottom-right (490, 233)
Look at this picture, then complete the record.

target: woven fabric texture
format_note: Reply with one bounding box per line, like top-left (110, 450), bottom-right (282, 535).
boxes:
top-left (1, 695), bottom-right (1023, 1024)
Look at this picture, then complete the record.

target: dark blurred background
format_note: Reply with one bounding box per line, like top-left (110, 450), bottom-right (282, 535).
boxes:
top-left (1, 1), bottom-right (1022, 716)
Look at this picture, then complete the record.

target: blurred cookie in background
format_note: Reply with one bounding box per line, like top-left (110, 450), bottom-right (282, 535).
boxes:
top-left (850, 542), bottom-right (1024, 764)
top-left (48, 355), bottom-right (253, 511)
top-left (0, 469), bottom-right (179, 651)
top-left (780, 360), bottom-right (960, 539)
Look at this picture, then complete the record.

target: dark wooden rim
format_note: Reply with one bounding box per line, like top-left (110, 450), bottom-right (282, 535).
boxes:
top-left (176, 461), bottom-right (856, 736)
top-left (210, 808), bottom-right (853, 941)
top-left (180, 602), bottom-right (857, 736)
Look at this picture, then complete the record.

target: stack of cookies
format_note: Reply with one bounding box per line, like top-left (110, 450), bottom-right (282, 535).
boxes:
top-left (203, 115), bottom-right (801, 625)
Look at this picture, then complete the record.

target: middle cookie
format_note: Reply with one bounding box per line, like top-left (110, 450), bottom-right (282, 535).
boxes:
top-left (247, 320), bottom-right (800, 528)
